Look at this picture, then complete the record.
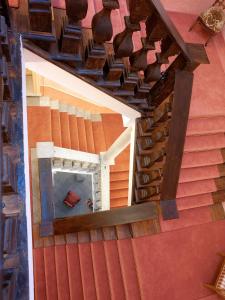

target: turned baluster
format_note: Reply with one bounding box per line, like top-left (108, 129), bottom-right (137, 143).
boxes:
top-left (28, 0), bottom-right (52, 33)
top-left (92, 0), bottom-right (119, 44)
top-left (60, 0), bottom-right (88, 60)
top-left (158, 35), bottom-right (180, 63)
top-left (113, 0), bottom-right (154, 59)
top-left (113, 16), bottom-right (140, 58)
top-left (129, 37), bottom-right (155, 72)
top-left (91, 1), bottom-right (124, 82)
top-left (144, 35), bottom-right (181, 84)
top-left (143, 13), bottom-right (169, 83)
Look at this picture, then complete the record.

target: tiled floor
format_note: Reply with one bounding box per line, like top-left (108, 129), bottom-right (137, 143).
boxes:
top-left (53, 172), bottom-right (93, 218)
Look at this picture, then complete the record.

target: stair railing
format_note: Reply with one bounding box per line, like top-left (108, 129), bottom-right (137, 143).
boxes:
top-left (21, 0), bottom-right (210, 223)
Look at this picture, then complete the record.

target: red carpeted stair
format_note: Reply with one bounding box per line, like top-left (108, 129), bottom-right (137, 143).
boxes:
top-left (33, 220), bottom-right (225, 300)
top-left (28, 100), bottom-right (129, 209)
top-left (27, 5), bottom-right (225, 300)
top-left (159, 12), bottom-right (225, 231)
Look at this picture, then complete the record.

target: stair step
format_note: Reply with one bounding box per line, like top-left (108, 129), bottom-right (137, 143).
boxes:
top-left (111, 197), bottom-right (128, 208)
top-left (176, 193), bottom-right (214, 211)
top-left (91, 241), bottom-right (111, 300)
top-left (184, 133), bottom-right (225, 152)
top-left (78, 243), bottom-right (97, 300)
top-left (181, 149), bottom-right (223, 169)
top-left (111, 180), bottom-right (128, 190)
top-left (92, 121), bottom-right (107, 153)
top-left (60, 112), bottom-right (71, 149)
top-left (101, 114), bottom-right (124, 148)
top-left (104, 240), bottom-right (126, 300)
top-left (44, 246), bottom-right (58, 300)
top-left (66, 244), bottom-right (83, 299)
top-left (77, 117), bottom-right (88, 152)
top-left (179, 165), bottom-right (220, 183)
top-left (33, 248), bottom-right (47, 300)
top-left (85, 119), bottom-right (95, 153)
top-left (69, 115), bottom-right (79, 150)
top-left (160, 206), bottom-right (212, 232)
top-left (117, 239), bottom-right (141, 300)
top-left (187, 116), bottom-right (225, 136)
top-left (177, 179), bottom-right (217, 198)
top-left (110, 163), bottom-right (129, 173)
top-left (55, 245), bottom-right (70, 300)
top-left (111, 188), bottom-right (128, 199)
top-left (110, 171), bottom-right (129, 182)
top-left (51, 109), bottom-right (62, 147)
top-left (28, 106), bottom-right (52, 148)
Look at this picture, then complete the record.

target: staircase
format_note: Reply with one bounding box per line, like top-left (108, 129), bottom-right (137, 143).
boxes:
top-left (33, 219), bottom-right (225, 300)
top-left (33, 234), bottom-right (141, 300)
top-left (27, 96), bottom-right (130, 210)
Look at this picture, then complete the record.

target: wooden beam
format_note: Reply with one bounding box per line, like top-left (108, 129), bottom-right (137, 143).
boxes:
top-left (160, 70), bottom-right (194, 220)
top-left (53, 202), bottom-right (158, 235)
top-left (38, 158), bottom-right (54, 236)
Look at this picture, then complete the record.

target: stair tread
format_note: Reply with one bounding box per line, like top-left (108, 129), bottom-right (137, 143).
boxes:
top-left (92, 121), bottom-right (107, 153)
top-left (51, 109), bottom-right (62, 147)
top-left (177, 179), bottom-right (217, 198)
top-left (181, 149), bottom-right (223, 169)
top-left (179, 165), bottom-right (220, 183)
top-left (77, 117), bottom-right (88, 152)
top-left (104, 240), bottom-right (126, 300)
top-left (160, 206), bottom-right (212, 232)
top-left (78, 243), bottom-right (97, 300)
top-left (91, 241), bottom-right (111, 300)
top-left (111, 188), bottom-right (128, 199)
top-left (110, 180), bottom-right (129, 190)
top-left (28, 106), bottom-right (52, 148)
top-left (117, 239), bottom-right (141, 300)
top-left (69, 115), bottom-right (79, 150)
top-left (55, 245), bottom-right (70, 300)
top-left (60, 112), bottom-right (71, 149)
top-left (110, 171), bottom-right (129, 182)
top-left (33, 248), bottom-right (47, 300)
top-left (85, 119), bottom-right (95, 153)
top-left (66, 244), bottom-right (83, 300)
top-left (110, 162), bottom-right (129, 173)
top-left (111, 197), bottom-right (128, 208)
top-left (187, 116), bottom-right (225, 136)
top-left (184, 133), bottom-right (225, 152)
top-left (44, 246), bottom-right (58, 300)
top-left (176, 193), bottom-right (214, 211)
top-left (101, 114), bottom-right (124, 148)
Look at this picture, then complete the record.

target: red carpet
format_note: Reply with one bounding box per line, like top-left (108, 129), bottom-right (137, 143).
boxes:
top-left (33, 220), bottom-right (225, 300)
top-left (133, 220), bottom-right (225, 300)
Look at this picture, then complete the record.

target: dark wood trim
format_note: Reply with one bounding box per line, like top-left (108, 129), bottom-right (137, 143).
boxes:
top-left (160, 70), bottom-right (194, 220)
top-left (38, 158), bottom-right (54, 236)
top-left (0, 86), bottom-right (3, 300)
top-left (151, 0), bottom-right (209, 66)
top-left (53, 202), bottom-right (158, 235)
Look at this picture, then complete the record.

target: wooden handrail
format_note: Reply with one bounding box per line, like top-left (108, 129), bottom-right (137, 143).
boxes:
top-left (0, 81), bottom-right (3, 300)
top-left (149, 0), bottom-right (191, 61)
top-left (53, 202), bottom-right (158, 235)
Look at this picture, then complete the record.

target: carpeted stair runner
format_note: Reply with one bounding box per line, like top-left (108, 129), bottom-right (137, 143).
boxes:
top-left (32, 220), bottom-right (225, 300)
top-left (28, 98), bottom-right (130, 209)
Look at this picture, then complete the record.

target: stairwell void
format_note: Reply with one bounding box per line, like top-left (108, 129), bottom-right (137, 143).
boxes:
top-left (25, 59), bottom-right (140, 237)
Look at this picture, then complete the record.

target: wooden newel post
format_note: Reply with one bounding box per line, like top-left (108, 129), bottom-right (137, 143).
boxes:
top-left (160, 70), bottom-right (194, 220)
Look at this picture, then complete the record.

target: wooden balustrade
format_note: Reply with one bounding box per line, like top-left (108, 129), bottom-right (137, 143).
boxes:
top-left (58, 0), bottom-right (88, 66)
top-left (0, 11), bottom-right (22, 299)
top-left (134, 70), bottom-right (194, 219)
top-left (9, 0), bottom-right (209, 226)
